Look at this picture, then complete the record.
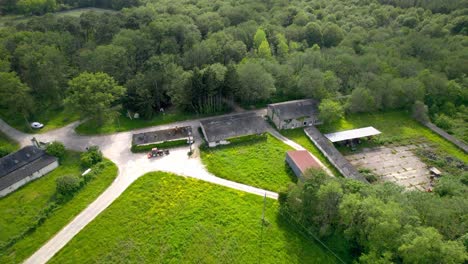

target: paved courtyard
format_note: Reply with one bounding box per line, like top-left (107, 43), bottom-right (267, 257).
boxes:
top-left (346, 144), bottom-right (432, 191)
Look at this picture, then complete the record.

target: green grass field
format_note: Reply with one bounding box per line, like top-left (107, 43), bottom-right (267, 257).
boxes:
top-left (319, 111), bottom-right (467, 163)
top-left (76, 109), bottom-right (203, 135)
top-left (0, 7), bottom-right (113, 27)
top-left (280, 129), bottom-right (341, 177)
top-left (201, 134), bottom-right (296, 192)
top-left (0, 107), bottom-right (79, 134)
top-left (0, 152), bottom-right (118, 263)
top-left (49, 172), bottom-right (344, 263)
top-left (0, 132), bottom-right (19, 158)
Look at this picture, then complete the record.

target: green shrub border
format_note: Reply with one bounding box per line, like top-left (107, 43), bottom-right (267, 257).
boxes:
top-left (131, 139), bottom-right (188, 153)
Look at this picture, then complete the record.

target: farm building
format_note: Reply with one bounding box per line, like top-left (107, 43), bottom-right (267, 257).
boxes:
top-left (132, 126), bottom-right (192, 147)
top-left (200, 112), bottom-right (268, 147)
top-left (285, 150), bottom-right (321, 179)
top-left (267, 99), bottom-right (320, 130)
top-left (0, 146), bottom-right (58, 197)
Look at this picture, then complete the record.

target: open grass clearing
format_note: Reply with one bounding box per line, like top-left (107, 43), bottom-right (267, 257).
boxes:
top-left (54, 7), bottom-right (116, 17)
top-left (0, 7), bottom-right (114, 27)
top-left (319, 111), bottom-right (467, 163)
top-left (0, 107), bottom-right (79, 134)
top-left (280, 129), bottom-right (341, 177)
top-left (50, 172), bottom-right (347, 263)
top-left (76, 109), bottom-right (205, 135)
top-left (0, 132), bottom-right (19, 158)
top-left (0, 152), bottom-right (118, 263)
top-left (201, 134), bottom-right (296, 192)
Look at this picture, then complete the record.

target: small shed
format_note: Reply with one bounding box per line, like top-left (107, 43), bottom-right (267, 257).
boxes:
top-left (0, 146), bottom-right (58, 197)
top-left (286, 150), bottom-right (321, 179)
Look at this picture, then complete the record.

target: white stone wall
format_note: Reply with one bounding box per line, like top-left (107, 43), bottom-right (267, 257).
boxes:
top-left (0, 160), bottom-right (59, 197)
top-left (208, 140), bottom-right (230, 148)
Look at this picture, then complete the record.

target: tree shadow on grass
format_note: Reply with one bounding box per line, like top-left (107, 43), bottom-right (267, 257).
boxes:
top-left (274, 210), bottom-right (355, 264)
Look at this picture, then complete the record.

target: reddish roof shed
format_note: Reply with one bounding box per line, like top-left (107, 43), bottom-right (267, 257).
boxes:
top-left (286, 150), bottom-right (321, 177)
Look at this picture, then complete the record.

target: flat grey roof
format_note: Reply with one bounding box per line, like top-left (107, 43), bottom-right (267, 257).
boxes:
top-left (268, 99), bottom-right (318, 120)
top-left (200, 112), bottom-right (268, 142)
top-left (324, 127), bottom-right (381, 143)
top-left (132, 126), bottom-right (192, 146)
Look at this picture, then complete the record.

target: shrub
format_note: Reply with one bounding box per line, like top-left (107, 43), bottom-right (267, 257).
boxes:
top-left (80, 146), bottom-right (103, 168)
top-left (0, 147), bottom-right (10, 158)
top-left (46, 141), bottom-right (66, 160)
top-left (360, 169), bottom-right (378, 183)
top-left (319, 99), bottom-right (344, 124)
top-left (434, 114), bottom-right (453, 130)
top-left (411, 101), bottom-right (429, 123)
top-left (56, 175), bottom-right (81, 196)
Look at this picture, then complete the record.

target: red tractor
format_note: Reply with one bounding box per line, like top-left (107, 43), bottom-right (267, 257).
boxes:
top-left (147, 147), bottom-right (170, 159)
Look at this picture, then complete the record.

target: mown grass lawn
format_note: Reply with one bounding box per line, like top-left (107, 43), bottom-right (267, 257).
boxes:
top-left (0, 152), bottom-right (118, 263)
top-left (201, 134), bottom-right (296, 192)
top-left (0, 107), bottom-right (79, 134)
top-left (76, 109), bottom-right (204, 135)
top-left (319, 111), bottom-right (467, 163)
top-left (0, 132), bottom-right (19, 158)
top-left (280, 129), bottom-right (341, 177)
top-left (49, 172), bottom-right (344, 264)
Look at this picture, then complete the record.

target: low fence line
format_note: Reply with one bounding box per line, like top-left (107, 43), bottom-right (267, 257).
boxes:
top-left (424, 122), bottom-right (468, 153)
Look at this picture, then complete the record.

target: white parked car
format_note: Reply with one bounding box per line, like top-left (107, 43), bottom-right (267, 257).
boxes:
top-left (31, 122), bottom-right (44, 129)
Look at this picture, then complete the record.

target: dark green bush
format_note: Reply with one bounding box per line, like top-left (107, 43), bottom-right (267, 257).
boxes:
top-left (0, 147), bottom-right (10, 158)
top-left (46, 141), bottom-right (66, 160)
top-left (56, 175), bottom-right (81, 196)
top-left (80, 146), bottom-right (103, 168)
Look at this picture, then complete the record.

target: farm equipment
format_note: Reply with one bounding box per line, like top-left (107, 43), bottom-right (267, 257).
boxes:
top-left (147, 148), bottom-right (170, 159)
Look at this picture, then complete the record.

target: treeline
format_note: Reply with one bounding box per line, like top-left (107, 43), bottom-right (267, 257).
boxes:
top-left (280, 170), bottom-right (468, 263)
top-left (378, 0), bottom-right (468, 13)
top-left (0, 0), bottom-right (138, 15)
top-left (0, 0), bottom-right (466, 125)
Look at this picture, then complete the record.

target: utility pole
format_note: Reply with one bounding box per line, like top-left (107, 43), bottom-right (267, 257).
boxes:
top-left (258, 192), bottom-right (266, 264)
top-left (188, 131), bottom-right (193, 154)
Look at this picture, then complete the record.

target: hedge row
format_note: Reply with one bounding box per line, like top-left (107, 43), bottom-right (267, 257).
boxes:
top-left (131, 139), bottom-right (188, 153)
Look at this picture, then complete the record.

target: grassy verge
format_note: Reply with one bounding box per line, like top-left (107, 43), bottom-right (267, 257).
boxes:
top-left (0, 107), bottom-right (79, 134)
top-left (76, 109), bottom-right (204, 135)
top-left (0, 152), bottom-right (118, 263)
top-left (319, 111), bottom-right (467, 163)
top-left (0, 132), bottom-right (19, 158)
top-left (201, 133), bottom-right (296, 192)
top-left (280, 129), bottom-right (341, 177)
top-left (131, 139), bottom-right (188, 153)
top-left (49, 172), bottom-right (345, 263)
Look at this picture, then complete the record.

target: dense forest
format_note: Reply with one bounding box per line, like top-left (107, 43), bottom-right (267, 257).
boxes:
top-left (0, 0), bottom-right (466, 134)
top-left (280, 169), bottom-right (467, 263)
top-left (0, 0), bottom-right (467, 262)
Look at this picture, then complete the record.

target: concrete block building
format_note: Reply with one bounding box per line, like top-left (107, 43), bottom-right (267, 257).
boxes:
top-left (267, 99), bottom-right (320, 130)
top-left (200, 112), bottom-right (268, 147)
